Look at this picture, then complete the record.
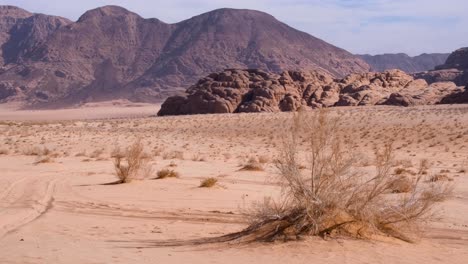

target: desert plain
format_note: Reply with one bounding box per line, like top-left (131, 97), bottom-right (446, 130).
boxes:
top-left (0, 102), bottom-right (467, 264)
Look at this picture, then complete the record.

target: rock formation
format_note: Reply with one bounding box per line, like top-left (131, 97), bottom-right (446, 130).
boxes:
top-left (158, 69), bottom-right (465, 116)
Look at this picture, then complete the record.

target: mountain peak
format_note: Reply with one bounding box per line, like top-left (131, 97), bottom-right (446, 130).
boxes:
top-left (187, 8), bottom-right (276, 23)
top-left (0, 5), bottom-right (32, 18)
top-left (77, 5), bottom-right (141, 22)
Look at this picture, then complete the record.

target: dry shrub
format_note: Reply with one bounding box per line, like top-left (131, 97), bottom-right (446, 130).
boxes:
top-left (200, 177), bottom-right (218, 188)
top-left (241, 157), bottom-right (264, 171)
top-left (156, 169), bottom-right (179, 179)
top-left (112, 140), bottom-right (151, 184)
top-left (34, 155), bottom-right (54, 165)
top-left (258, 155), bottom-right (270, 164)
top-left (232, 110), bottom-right (452, 243)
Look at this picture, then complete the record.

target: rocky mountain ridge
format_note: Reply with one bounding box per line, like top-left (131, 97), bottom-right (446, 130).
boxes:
top-left (359, 53), bottom-right (449, 73)
top-left (0, 5), bottom-right (370, 107)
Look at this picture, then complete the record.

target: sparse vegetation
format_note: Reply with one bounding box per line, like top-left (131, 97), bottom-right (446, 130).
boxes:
top-left (34, 155), bottom-right (54, 165)
top-left (241, 157), bottom-right (264, 171)
top-left (112, 140), bottom-right (151, 184)
top-left (199, 177), bottom-right (218, 188)
top-left (231, 110), bottom-right (453, 243)
top-left (156, 169), bottom-right (179, 179)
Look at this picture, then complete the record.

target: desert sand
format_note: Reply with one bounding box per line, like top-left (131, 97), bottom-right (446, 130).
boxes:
top-left (0, 103), bottom-right (467, 263)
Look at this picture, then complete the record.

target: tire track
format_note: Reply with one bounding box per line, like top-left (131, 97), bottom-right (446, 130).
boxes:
top-left (0, 176), bottom-right (59, 238)
top-left (53, 200), bottom-right (245, 225)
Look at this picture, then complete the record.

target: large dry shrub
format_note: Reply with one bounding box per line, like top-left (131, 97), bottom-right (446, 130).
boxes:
top-left (112, 140), bottom-right (151, 184)
top-left (233, 109), bottom-right (453, 243)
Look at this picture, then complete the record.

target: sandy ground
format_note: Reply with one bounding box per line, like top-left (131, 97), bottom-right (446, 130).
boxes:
top-left (0, 103), bottom-right (467, 263)
top-left (0, 101), bottom-right (159, 121)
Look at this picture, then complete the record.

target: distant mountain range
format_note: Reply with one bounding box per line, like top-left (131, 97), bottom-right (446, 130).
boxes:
top-left (0, 5), bottom-right (371, 107)
top-left (359, 53), bottom-right (450, 73)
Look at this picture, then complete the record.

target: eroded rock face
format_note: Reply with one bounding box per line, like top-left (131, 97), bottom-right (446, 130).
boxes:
top-left (158, 69), bottom-right (465, 116)
top-left (159, 69), bottom-right (334, 115)
top-left (440, 85), bottom-right (468, 104)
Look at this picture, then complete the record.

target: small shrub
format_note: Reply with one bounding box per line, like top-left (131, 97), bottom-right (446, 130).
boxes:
top-left (34, 156), bottom-right (54, 165)
top-left (258, 155), bottom-right (270, 164)
top-left (112, 140), bottom-right (151, 184)
top-left (241, 158), bottom-right (264, 171)
top-left (200, 177), bottom-right (218, 188)
top-left (156, 169), bottom-right (179, 179)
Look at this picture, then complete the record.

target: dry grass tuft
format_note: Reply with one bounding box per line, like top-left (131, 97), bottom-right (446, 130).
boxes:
top-left (112, 140), bottom-right (151, 184)
top-left (34, 155), bottom-right (54, 165)
top-left (199, 177), bottom-right (218, 188)
top-left (230, 109), bottom-right (453, 243)
top-left (241, 157), bottom-right (264, 171)
top-left (156, 169), bottom-right (179, 179)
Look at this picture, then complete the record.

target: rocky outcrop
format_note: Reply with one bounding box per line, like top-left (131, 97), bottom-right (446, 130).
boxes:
top-left (359, 53), bottom-right (449, 73)
top-left (440, 85), bottom-right (468, 104)
top-left (158, 69), bottom-right (334, 115)
top-left (0, 5), bottom-right (370, 107)
top-left (436, 48), bottom-right (468, 70)
top-left (414, 48), bottom-right (468, 87)
top-left (158, 69), bottom-right (465, 116)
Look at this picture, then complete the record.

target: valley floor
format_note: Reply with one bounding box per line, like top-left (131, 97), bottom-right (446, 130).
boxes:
top-left (0, 103), bottom-right (467, 263)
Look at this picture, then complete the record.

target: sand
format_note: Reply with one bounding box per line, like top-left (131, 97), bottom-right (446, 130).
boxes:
top-left (0, 102), bottom-right (467, 263)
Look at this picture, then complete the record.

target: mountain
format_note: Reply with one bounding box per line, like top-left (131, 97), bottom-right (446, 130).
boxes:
top-left (359, 53), bottom-right (449, 73)
top-left (435, 47), bottom-right (468, 70)
top-left (413, 47), bottom-right (468, 86)
top-left (0, 5), bottom-right (370, 107)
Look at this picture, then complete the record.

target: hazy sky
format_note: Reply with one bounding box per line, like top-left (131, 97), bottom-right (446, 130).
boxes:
top-left (1, 0), bottom-right (467, 55)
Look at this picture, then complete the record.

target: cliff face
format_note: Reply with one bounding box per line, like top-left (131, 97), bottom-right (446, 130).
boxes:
top-left (0, 6), bottom-right (370, 107)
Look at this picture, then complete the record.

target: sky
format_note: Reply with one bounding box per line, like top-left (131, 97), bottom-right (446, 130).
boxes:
top-left (1, 0), bottom-right (467, 56)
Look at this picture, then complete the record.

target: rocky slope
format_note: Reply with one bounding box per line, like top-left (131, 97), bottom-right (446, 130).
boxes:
top-left (359, 53), bottom-right (449, 72)
top-left (158, 69), bottom-right (466, 116)
top-left (414, 47), bottom-right (468, 86)
top-left (0, 5), bottom-right (370, 106)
